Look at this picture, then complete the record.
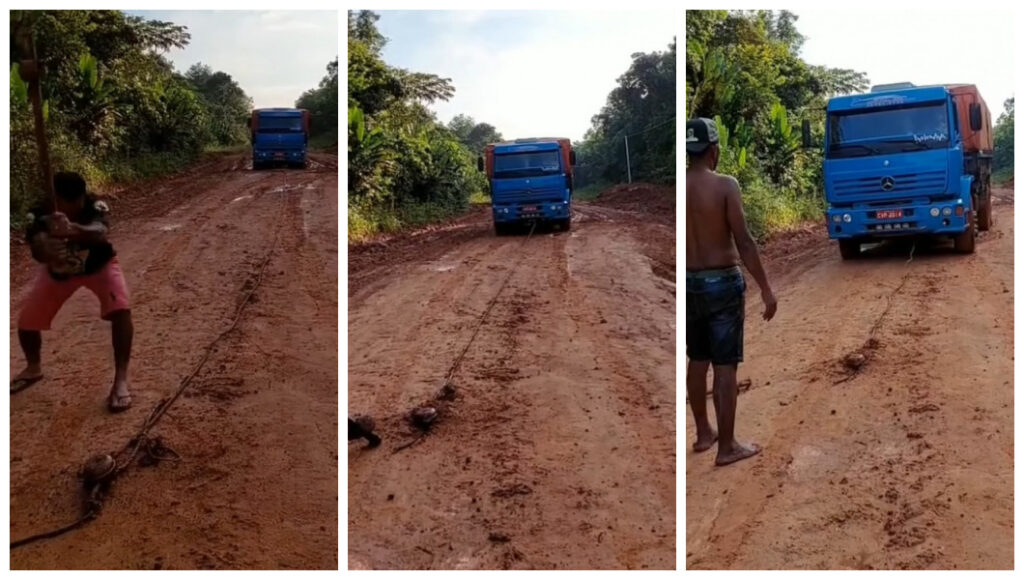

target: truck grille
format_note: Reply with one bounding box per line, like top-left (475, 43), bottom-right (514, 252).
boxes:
top-left (494, 186), bottom-right (564, 203)
top-left (832, 171), bottom-right (946, 198)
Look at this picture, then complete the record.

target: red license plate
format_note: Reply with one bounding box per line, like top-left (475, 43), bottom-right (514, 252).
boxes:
top-left (521, 205), bottom-right (537, 212)
top-left (877, 210), bottom-right (903, 219)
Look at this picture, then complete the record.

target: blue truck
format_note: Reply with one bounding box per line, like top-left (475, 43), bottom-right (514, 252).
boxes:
top-left (478, 138), bottom-right (576, 235)
top-left (804, 83), bottom-right (993, 259)
top-left (250, 108), bottom-right (311, 170)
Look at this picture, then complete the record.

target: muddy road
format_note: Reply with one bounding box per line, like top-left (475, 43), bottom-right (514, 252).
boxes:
top-left (686, 188), bottom-right (1014, 570)
top-left (9, 153), bottom-right (338, 569)
top-left (348, 185), bottom-right (676, 570)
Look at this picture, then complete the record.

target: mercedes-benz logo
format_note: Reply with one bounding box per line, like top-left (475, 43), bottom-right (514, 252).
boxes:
top-left (881, 176), bottom-right (895, 191)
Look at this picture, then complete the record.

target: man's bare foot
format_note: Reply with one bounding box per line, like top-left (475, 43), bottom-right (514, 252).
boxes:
top-left (107, 378), bottom-right (132, 413)
top-left (715, 441), bottom-right (761, 466)
top-left (11, 366), bottom-right (43, 393)
top-left (693, 430), bottom-right (718, 453)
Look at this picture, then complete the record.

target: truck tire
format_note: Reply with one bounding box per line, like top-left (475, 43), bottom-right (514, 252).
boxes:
top-left (978, 182), bottom-right (993, 231)
top-left (953, 211), bottom-right (976, 254)
top-left (839, 239), bottom-right (861, 260)
top-left (557, 218), bottom-right (571, 232)
top-left (494, 222), bottom-right (509, 236)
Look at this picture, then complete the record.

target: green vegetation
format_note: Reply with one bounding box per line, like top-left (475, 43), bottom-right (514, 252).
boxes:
top-left (297, 58), bottom-right (339, 149)
top-left (347, 10), bottom-right (492, 241)
top-left (9, 10), bottom-right (256, 227)
top-left (574, 41), bottom-right (676, 189)
top-left (686, 10), bottom-right (870, 239)
top-left (993, 97), bottom-right (1014, 184)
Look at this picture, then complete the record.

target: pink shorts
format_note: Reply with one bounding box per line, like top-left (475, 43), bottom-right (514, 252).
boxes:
top-left (18, 259), bottom-right (131, 331)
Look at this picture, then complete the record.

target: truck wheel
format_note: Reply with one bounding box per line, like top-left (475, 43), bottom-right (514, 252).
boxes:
top-left (977, 182), bottom-right (993, 231)
top-left (839, 239), bottom-right (861, 260)
top-left (558, 218), bottom-right (571, 232)
top-left (953, 212), bottom-right (976, 254)
top-left (494, 222), bottom-right (509, 236)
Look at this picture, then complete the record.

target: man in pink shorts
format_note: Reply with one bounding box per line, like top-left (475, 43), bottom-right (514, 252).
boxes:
top-left (11, 172), bottom-right (134, 412)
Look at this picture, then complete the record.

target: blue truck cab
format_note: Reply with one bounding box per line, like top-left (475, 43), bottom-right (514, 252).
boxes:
top-left (806, 83), bottom-right (993, 259)
top-left (478, 138), bottom-right (576, 235)
top-left (250, 108), bottom-right (311, 170)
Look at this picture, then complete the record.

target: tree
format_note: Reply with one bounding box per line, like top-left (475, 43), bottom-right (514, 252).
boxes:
top-left (185, 63), bottom-right (252, 146)
top-left (447, 114), bottom-right (502, 153)
top-left (297, 57), bottom-right (340, 145)
top-left (993, 97), bottom-right (1014, 177)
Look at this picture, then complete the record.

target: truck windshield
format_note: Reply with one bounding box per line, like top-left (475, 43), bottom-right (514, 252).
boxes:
top-left (493, 151), bottom-right (562, 178)
top-left (827, 102), bottom-right (949, 158)
top-left (257, 116), bottom-right (304, 133)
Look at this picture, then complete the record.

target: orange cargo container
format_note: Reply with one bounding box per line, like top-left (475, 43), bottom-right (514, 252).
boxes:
top-left (946, 84), bottom-right (993, 153)
top-left (484, 138), bottom-right (574, 178)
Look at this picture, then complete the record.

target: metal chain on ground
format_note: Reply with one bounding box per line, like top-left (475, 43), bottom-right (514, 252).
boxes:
top-left (834, 241), bottom-right (917, 386)
top-left (10, 200), bottom-right (286, 550)
top-left (441, 222), bottom-right (538, 386)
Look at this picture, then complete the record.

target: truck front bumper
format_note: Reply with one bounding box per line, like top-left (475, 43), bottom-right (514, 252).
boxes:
top-left (493, 200), bottom-right (570, 223)
top-left (253, 149), bottom-right (306, 164)
top-left (827, 199), bottom-right (971, 239)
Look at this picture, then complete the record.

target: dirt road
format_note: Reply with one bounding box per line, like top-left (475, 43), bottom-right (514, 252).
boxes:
top-left (9, 153), bottom-right (338, 569)
top-left (685, 189), bottom-right (1014, 570)
top-left (348, 185), bottom-right (676, 570)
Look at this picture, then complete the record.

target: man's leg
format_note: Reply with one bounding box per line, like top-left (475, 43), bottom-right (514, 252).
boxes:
top-left (107, 309), bottom-right (133, 411)
top-left (709, 275), bottom-right (760, 466)
top-left (711, 364), bottom-right (760, 465)
top-left (13, 330), bottom-right (43, 383)
top-left (687, 360), bottom-right (717, 451)
top-left (87, 260), bottom-right (133, 411)
top-left (12, 268), bottom-right (78, 390)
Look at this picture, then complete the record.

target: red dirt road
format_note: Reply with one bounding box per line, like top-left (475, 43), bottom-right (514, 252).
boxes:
top-left (685, 189), bottom-right (1014, 570)
top-left (348, 185), bottom-right (677, 570)
top-left (9, 153), bottom-right (338, 569)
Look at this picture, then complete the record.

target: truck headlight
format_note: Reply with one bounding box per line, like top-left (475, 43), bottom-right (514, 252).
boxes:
top-left (842, 214), bottom-right (852, 223)
top-left (942, 207), bottom-right (952, 216)
top-left (832, 215), bottom-right (841, 223)
top-left (930, 208), bottom-right (940, 217)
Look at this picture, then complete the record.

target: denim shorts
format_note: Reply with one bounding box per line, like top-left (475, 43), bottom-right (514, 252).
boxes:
top-left (686, 266), bottom-right (746, 366)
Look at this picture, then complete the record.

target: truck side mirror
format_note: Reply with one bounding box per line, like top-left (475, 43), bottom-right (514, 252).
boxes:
top-left (477, 156), bottom-right (484, 172)
top-left (969, 103), bottom-right (982, 132)
top-left (569, 150), bottom-right (577, 166)
top-left (801, 120), bottom-right (812, 148)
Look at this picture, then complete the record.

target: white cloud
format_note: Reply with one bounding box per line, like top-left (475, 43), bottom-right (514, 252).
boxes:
top-left (377, 11), bottom-right (675, 141)
top-left (130, 10), bottom-right (338, 109)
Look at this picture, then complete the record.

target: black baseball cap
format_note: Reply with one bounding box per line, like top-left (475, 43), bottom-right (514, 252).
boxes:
top-left (686, 118), bottom-right (719, 154)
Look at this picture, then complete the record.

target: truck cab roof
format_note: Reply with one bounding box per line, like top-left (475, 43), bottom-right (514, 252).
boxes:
top-left (254, 108), bottom-right (307, 116)
top-left (828, 85), bottom-right (950, 112)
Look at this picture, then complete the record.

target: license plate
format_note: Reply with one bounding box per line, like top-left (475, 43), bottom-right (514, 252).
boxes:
top-left (274, 153), bottom-right (285, 158)
top-left (521, 205), bottom-right (537, 212)
top-left (877, 210), bottom-right (902, 219)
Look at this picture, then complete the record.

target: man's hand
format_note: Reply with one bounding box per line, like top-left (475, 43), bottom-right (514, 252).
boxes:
top-left (31, 233), bottom-right (67, 265)
top-left (762, 288), bottom-right (778, 321)
top-left (48, 213), bottom-right (76, 238)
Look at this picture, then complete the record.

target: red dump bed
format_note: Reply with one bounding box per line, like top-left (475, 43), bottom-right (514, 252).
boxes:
top-left (946, 85), bottom-right (993, 153)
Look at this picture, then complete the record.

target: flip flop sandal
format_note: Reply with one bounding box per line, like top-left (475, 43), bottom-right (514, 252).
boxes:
top-left (107, 394), bottom-right (133, 413)
top-left (10, 375), bottom-right (43, 394)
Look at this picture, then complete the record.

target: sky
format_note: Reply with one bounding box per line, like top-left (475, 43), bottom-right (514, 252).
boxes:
top-left (375, 11), bottom-right (676, 142)
top-left (129, 11), bottom-right (338, 109)
top-left (795, 9), bottom-right (1015, 115)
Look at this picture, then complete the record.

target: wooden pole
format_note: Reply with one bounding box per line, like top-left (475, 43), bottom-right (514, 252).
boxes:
top-left (17, 24), bottom-right (55, 211)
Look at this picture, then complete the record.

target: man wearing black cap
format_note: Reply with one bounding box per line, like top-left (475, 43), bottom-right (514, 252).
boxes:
top-left (686, 117), bottom-right (777, 466)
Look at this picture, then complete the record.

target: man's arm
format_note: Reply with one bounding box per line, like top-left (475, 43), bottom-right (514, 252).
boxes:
top-left (62, 221), bottom-right (109, 243)
top-left (723, 177), bottom-right (778, 321)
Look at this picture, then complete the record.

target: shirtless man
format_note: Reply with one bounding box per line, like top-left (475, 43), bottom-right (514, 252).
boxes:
top-left (686, 118), bottom-right (777, 466)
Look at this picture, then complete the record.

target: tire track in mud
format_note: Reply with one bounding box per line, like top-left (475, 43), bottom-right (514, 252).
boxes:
top-left (349, 192), bottom-right (676, 570)
top-left (10, 154), bottom-right (338, 570)
top-left (686, 198), bottom-right (1013, 570)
